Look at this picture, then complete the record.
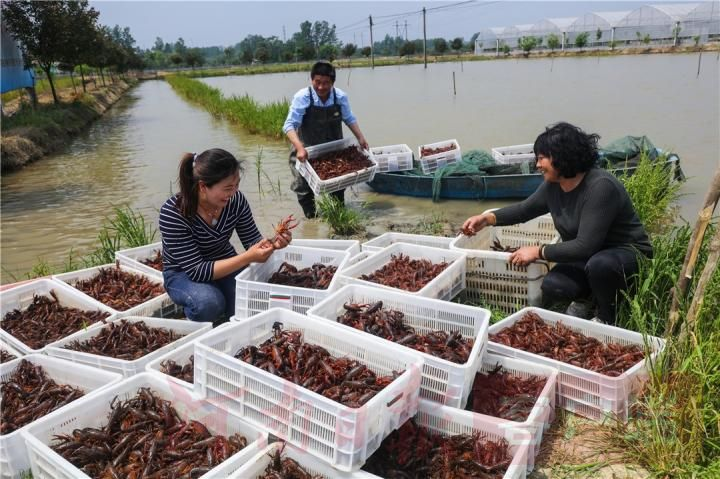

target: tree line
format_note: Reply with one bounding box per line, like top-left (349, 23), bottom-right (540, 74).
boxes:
top-left (3, 0), bottom-right (142, 104)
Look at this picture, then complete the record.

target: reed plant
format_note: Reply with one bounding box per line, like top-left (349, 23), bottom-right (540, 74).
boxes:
top-left (165, 75), bottom-right (288, 139)
top-left (315, 194), bottom-right (364, 236)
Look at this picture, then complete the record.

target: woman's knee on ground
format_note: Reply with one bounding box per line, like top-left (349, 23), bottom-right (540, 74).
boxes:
top-left (584, 251), bottom-right (627, 287)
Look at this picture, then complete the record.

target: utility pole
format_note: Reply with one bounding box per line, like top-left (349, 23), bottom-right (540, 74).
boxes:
top-left (361, 32), bottom-right (364, 48)
top-left (369, 15), bottom-right (375, 69)
top-left (404, 20), bottom-right (408, 41)
top-left (395, 21), bottom-right (399, 40)
top-left (423, 7), bottom-right (427, 69)
top-left (282, 25), bottom-right (286, 42)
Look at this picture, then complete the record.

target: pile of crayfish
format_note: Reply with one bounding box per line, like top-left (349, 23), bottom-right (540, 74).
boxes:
top-left (363, 419), bottom-right (512, 478)
top-left (489, 311), bottom-right (645, 376)
top-left (141, 250), bottom-right (163, 271)
top-left (1, 359), bottom-right (84, 434)
top-left (360, 253), bottom-right (449, 292)
top-left (73, 262), bottom-right (165, 311)
top-left (234, 322), bottom-right (402, 408)
top-left (338, 301), bottom-right (473, 364)
top-left (259, 445), bottom-right (322, 479)
top-left (466, 363), bottom-right (547, 422)
top-left (420, 143), bottom-right (457, 157)
top-left (308, 146), bottom-right (373, 180)
top-left (0, 348), bottom-right (16, 363)
top-left (64, 319), bottom-right (184, 360)
top-left (159, 356), bottom-right (194, 384)
top-left (268, 262), bottom-right (337, 290)
top-left (2, 290), bottom-right (110, 349)
top-left (50, 387), bottom-right (248, 478)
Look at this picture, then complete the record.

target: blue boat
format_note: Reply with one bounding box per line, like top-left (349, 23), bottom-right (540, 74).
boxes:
top-left (366, 152), bottom-right (683, 200)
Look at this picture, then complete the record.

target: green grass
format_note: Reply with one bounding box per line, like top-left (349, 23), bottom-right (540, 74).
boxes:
top-left (1, 74), bottom-right (83, 103)
top-left (315, 194), bottom-right (364, 236)
top-left (165, 75), bottom-right (288, 139)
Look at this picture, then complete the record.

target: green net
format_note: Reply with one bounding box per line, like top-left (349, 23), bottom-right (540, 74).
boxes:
top-left (598, 136), bottom-right (658, 168)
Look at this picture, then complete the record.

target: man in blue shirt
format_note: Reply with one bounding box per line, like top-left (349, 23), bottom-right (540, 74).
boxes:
top-left (283, 61), bottom-right (369, 218)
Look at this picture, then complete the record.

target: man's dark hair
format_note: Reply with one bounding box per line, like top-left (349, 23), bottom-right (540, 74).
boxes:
top-left (533, 122), bottom-right (600, 178)
top-left (311, 61), bottom-right (336, 82)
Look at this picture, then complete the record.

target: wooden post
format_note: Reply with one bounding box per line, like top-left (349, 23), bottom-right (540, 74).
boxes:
top-left (423, 7), bottom-right (427, 69)
top-left (369, 15), bottom-right (375, 69)
top-left (680, 225), bottom-right (720, 343)
top-left (668, 167), bottom-right (720, 335)
top-left (452, 72), bottom-right (456, 95)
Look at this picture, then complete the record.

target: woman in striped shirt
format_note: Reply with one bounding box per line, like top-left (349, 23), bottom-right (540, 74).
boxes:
top-left (159, 148), bottom-right (291, 325)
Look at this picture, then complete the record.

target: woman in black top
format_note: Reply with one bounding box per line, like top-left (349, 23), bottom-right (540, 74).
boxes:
top-left (462, 122), bottom-right (652, 324)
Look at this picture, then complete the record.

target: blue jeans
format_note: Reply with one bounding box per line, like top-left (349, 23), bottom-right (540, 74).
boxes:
top-left (163, 268), bottom-right (241, 324)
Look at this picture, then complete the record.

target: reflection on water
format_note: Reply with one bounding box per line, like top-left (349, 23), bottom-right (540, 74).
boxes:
top-left (2, 53), bottom-right (718, 282)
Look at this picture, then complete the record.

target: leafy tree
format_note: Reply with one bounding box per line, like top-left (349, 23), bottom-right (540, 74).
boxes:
top-left (3, 0), bottom-right (99, 104)
top-left (434, 38), bottom-right (448, 55)
top-left (596, 27), bottom-right (602, 44)
top-left (153, 36), bottom-right (164, 51)
top-left (642, 34), bottom-right (651, 45)
top-left (318, 44), bottom-right (337, 61)
top-left (501, 43), bottom-right (511, 55)
top-left (341, 43), bottom-right (357, 59)
top-left (224, 47), bottom-right (235, 65)
top-left (547, 33), bottom-right (560, 51)
top-left (575, 32), bottom-right (589, 51)
top-left (254, 46), bottom-right (269, 63)
top-left (450, 37), bottom-right (463, 54)
top-left (361, 46), bottom-right (371, 58)
top-left (399, 41), bottom-right (416, 57)
top-left (693, 35), bottom-right (701, 46)
top-left (185, 48), bottom-right (204, 69)
top-left (241, 49), bottom-right (253, 64)
top-left (174, 37), bottom-right (187, 55)
top-left (518, 36), bottom-right (538, 57)
top-left (608, 40), bottom-right (618, 51)
top-left (170, 52), bottom-right (184, 67)
top-left (64, 0), bottom-right (99, 92)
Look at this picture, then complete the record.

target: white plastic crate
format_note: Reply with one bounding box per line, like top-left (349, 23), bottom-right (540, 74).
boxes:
top-left (472, 353), bottom-right (558, 470)
top-left (369, 144), bottom-right (413, 173)
top-left (115, 242), bottom-right (163, 279)
top-left (230, 442), bottom-right (376, 479)
top-left (53, 263), bottom-right (169, 316)
top-left (45, 316), bottom-right (211, 377)
top-left (488, 307), bottom-right (665, 422)
top-left (235, 245), bottom-right (350, 319)
top-left (22, 372), bottom-right (268, 479)
top-left (361, 232), bottom-right (454, 253)
top-left (291, 238), bottom-right (361, 257)
top-left (417, 139), bottom-right (461, 174)
top-left (295, 138), bottom-right (378, 195)
top-left (337, 243), bottom-right (467, 301)
top-left (450, 213), bottom-right (559, 315)
top-left (0, 279), bottom-right (115, 355)
top-left (0, 337), bottom-right (23, 362)
top-left (344, 251), bottom-right (376, 269)
top-left (1, 354), bottom-right (121, 479)
top-left (491, 143), bottom-right (535, 164)
top-left (363, 399), bottom-right (531, 479)
top-left (193, 308), bottom-right (424, 472)
top-left (307, 284), bottom-right (489, 408)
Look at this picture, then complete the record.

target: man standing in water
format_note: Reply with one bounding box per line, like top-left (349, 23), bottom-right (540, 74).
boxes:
top-left (283, 61), bottom-right (369, 219)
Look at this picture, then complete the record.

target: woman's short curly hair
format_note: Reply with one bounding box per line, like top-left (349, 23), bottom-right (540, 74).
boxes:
top-left (533, 122), bottom-right (600, 178)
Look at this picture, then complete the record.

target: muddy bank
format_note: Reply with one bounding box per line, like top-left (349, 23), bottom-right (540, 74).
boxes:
top-left (1, 80), bottom-right (135, 174)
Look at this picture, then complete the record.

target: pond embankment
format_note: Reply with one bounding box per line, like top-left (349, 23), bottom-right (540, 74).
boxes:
top-left (1, 79), bottom-right (136, 174)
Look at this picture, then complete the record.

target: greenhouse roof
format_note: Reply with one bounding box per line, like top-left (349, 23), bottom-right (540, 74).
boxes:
top-left (503, 24), bottom-right (534, 36)
top-left (686, 1), bottom-right (720, 20)
top-left (650, 3), bottom-right (701, 19)
top-left (567, 11), bottom-right (630, 31)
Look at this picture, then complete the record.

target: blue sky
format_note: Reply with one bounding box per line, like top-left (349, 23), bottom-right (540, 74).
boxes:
top-left (91, 1), bottom-right (687, 49)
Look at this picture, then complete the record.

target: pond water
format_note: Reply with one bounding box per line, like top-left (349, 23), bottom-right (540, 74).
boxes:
top-left (2, 52), bottom-right (717, 283)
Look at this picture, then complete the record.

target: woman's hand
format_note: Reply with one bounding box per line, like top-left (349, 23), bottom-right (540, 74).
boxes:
top-left (247, 239), bottom-right (275, 263)
top-left (271, 231), bottom-right (292, 250)
top-left (509, 245), bottom-right (542, 266)
top-left (461, 212), bottom-right (496, 236)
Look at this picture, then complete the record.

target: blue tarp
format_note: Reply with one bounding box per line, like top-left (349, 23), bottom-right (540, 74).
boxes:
top-left (1, 20), bottom-right (35, 94)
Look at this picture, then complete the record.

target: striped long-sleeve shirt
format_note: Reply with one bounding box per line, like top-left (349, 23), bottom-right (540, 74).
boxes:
top-left (159, 191), bottom-right (263, 282)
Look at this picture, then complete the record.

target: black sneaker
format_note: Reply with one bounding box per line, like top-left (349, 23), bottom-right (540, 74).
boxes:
top-left (565, 300), bottom-right (594, 319)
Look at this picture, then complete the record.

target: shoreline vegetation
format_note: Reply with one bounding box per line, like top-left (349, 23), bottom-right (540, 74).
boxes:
top-left (156, 43), bottom-right (719, 80)
top-left (1, 79), bottom-right (136, 174)
top-left (165, 75), bottom-right (288, 139)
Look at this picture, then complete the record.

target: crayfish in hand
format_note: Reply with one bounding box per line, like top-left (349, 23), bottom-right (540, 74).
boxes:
top-left (267, 215), bottom-right (299, 248)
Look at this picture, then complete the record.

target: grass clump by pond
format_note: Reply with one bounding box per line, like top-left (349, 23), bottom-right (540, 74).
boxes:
top-left (165, 75), bottom-right (288, 139)
top-left (315, 193), bottom-right (365, 236)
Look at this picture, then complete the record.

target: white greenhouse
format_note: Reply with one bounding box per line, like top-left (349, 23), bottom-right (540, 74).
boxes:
top-left (528, 17), bottom-right (577, 49)
top-left (680, 1), bottom-right (720, 42)
top-left (613, 3), bottom-right (700, 44)
top-left (566, 11), bottom-right (630, 46)
top-left (473, 27), bottom-right (505, 54)
top-left (500, 24), bottom-right (534, 49)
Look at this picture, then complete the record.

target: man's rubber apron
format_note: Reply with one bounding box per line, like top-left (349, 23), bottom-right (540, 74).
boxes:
top-left (289, 87), bottom-right (344, 214)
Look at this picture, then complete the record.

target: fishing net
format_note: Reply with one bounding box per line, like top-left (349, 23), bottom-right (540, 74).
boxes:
top-left (598, 136), bottom-right (658, 168)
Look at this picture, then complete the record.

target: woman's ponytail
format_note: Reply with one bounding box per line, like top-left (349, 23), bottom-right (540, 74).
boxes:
top-left (177, 152), bottom-right (199, 218)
